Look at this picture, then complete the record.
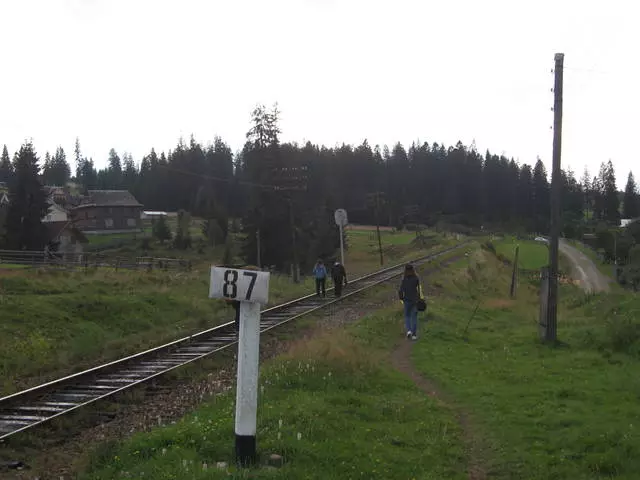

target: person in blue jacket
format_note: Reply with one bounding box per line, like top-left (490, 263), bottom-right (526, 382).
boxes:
top-left (312, 259), bottom-right (327, 297)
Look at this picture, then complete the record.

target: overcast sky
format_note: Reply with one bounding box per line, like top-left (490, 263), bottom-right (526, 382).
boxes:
top-left (0, 0), bottom-right (637, 188)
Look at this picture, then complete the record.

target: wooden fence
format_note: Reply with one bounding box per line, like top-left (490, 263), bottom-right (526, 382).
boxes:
top-left (0, 249), bottom-right (192, 272)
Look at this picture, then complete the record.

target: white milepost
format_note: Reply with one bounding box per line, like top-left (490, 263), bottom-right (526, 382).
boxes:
top-left (209, 266), bottom-right (270, 466)
top-left (334, 208), bottom-right (348, 266)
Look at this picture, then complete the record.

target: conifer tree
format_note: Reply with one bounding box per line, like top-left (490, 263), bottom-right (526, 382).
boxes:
top-left (2, 142), bottom-right (49, 250)
top-left (623, 171), bottom-right (639, 219)
top-left (0, 145), bottom-right (13, 183)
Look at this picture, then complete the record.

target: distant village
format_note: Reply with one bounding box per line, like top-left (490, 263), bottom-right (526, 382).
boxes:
top-left (0, 181), bottom-right (163, 257)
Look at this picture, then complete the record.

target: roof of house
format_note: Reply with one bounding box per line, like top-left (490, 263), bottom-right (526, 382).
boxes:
top-left (73, 190), bottom-right (142, 209)
top-left (44, 221), bottom-right (89, 244)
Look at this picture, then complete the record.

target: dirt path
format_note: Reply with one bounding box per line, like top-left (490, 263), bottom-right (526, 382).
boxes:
top-left (559, 239), bottom-right (611, 293)
top-left (391, 341), bottom-right (487, 480)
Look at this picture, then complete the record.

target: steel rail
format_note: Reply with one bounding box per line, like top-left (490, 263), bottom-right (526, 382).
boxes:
top-left (0, 241), bottom-right (471, 440)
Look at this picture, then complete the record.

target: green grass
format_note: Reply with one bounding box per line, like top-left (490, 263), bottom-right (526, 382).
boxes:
top-left (405, 250), bottom-right (640, 479)
top-left (73, 243), bottom-right (640, 479)
top-left (344, 227), bottom-right (457, 277)
top-left (493, 236), bottom-right (549, 270)
top-left (0, 266), bottom-right (315, 396)
top-left (0, 228), bottom-right (462, 396)
top-left (79, 316), bottom-right (467, 480)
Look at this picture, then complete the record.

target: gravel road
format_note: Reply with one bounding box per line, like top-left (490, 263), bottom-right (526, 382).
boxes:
top-left (559, 239), bottom-right (611, 293)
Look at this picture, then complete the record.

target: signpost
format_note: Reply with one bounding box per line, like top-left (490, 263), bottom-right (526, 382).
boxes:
top-left (209, 266), bottom-right (270, 466)
top-left (334, 208), bottom-right (348, 266)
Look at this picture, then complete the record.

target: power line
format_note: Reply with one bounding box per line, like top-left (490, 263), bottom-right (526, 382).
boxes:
top-left (156, 164), bottom-right (304, 192)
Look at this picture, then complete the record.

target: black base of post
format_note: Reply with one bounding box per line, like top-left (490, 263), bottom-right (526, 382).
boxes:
top-left (235, 434), bottom-right (257, 466)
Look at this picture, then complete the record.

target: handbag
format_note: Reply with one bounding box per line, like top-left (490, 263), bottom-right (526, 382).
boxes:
top-left (416, 284), bottom-right (426, 312)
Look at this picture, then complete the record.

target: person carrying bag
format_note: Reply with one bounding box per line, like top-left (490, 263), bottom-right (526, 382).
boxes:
top-left (398, 264), bottom-right (425, 340)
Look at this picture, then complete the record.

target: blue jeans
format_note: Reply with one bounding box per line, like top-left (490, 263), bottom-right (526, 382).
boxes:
top-left (403, 300), bottom-right (418, 334)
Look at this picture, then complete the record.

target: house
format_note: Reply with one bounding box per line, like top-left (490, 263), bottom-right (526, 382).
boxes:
top-left (69, 190), bottom-right (143, 233)
top-left (43, 201), bottom-right (69, 223)
top-left (44, 221), bottom-right (88, 262)
top-left (44, 185), bottom-right (70, 206)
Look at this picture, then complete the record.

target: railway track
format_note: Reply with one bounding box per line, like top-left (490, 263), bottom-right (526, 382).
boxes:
top-left (0, 241), bottom-right (471, 441)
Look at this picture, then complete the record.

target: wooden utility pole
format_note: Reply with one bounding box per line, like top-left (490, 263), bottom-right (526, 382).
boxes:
top-left (510, 245), bottom-right (519, 298)
top-left (545, 52), bottom-right (564, 342)
top-left (256, 228), bottom-right (261, 269)
top-left (289, 197), bottom-right (300, 283)
top-left (374, 193), bottom-right (384, 266)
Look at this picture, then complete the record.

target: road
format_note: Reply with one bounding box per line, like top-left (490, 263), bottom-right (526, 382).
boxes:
top-left (559, 239), bottom-right (611, 293)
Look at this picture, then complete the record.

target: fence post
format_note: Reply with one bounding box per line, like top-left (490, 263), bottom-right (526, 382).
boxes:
top-left (510, 245), bottom-right (519, 298)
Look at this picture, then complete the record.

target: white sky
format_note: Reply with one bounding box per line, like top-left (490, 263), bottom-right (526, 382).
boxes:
top-left (0, 0), bottom-right (638, 188)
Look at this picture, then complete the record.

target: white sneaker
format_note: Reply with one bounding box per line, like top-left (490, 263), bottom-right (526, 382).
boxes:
top-left (412, 335), bottom-right (417, 340)
top-left (406, 331), bottom-right (412, 339)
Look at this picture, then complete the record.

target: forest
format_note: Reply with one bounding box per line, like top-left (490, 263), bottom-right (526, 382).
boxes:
top-left (1, 104), bottom-right (639, 275)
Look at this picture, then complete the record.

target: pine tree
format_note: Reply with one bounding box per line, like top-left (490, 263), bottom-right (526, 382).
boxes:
top-left (580, 167), bottom-right (592, 220)
top-left (241, 104), bottom-right (290, 268)
top-left (532, 158), bottom-right (550, 232)
top-left (1, 145), bottom-right (13, 183)
top-left (601, 160), bottom-right (619, 224)
top-left (2, 142), bottom-right (49, 250)
top-left (623, 171), bottom-right (639, 219)
top-left (122, 153), bottom-right (138, 192)
top-left (173, 209), bottom-right (192, 249)
top-left (74, 137), bottom-right (82, 180)
top-left (43, 147), bottom-right (71, 186)
top-left (108, 148), bottom-right (123, 188)
top-left (152, 215), bottom-right (172, 244)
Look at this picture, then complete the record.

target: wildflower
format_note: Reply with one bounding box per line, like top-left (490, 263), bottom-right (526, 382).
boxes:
top-left (161, 448), bottom-right (167, 455)
top-left (277, 432), bottom-right (281, 440)
top-left (278, 419), bottom-right (283, 429)
top-left (297, 432), bottom-right (302, 440)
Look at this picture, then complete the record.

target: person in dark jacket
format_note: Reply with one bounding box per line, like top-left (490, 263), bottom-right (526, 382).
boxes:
top-left (398, 263), bottom-right (423, 340)
top-left (331, 261), bottom-right (347, 297)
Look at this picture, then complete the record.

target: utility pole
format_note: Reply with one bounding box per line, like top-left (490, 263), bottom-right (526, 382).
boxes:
top-left (545, 52), bottom-right (564, 343)
top-left (366, 192), bottom-right (385, 266)
top-left (374, 192), bottom-right (384, 266)
top-left (289, 197), bottom-right (300, 283)
top-left (256, 228), bottom-right (261, 269)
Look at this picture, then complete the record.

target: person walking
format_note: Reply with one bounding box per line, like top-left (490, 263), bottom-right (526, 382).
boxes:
top-left (331, 261), bottom-right (347, 297)
top-left (398, 263), bottom-right (424, 340)
top-left (312, 259), bottom-right (327, 297)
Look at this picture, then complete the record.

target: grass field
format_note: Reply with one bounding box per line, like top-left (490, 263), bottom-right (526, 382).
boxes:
top-left (78, 244), bottom-right (640, 479)
top-left (409, 250), bottom-right (640, 478)
top-left (492, 236), bottom-right (549, 270)
top-left (0, 266), bottom-right (318, 396)
top-left (77, 262), bottom-right (470, 480)
top-left (0, 226), bottom-right (456, 396)
top-left (344, 227), bottom-right (457, 277)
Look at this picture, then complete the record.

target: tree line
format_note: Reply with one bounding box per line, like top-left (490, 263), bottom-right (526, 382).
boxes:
top-left (1, 104), bottom-right (639, 273)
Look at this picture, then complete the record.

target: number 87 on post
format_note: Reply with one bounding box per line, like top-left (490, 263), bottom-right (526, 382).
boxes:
top-left (209, 267), bottom-right (270, 305)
